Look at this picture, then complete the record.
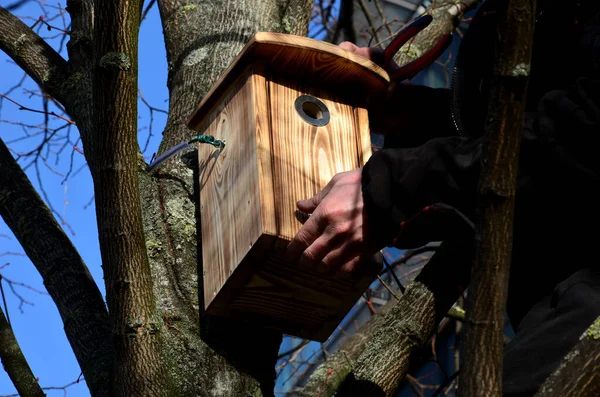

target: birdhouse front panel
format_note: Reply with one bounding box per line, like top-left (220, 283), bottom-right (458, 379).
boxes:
top-left (267, 75), bottom-right (369, 240)
top-left (190, 32), bottom-right (390, 341)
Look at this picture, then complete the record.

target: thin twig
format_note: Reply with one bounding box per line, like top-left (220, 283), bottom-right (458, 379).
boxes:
top-left (0, 93), bottom-right (75, 125)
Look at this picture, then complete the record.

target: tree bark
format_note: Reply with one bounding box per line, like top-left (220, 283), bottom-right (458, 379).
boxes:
top-left (0, 137), bottom-right (111, 397)
top-left (332, 240), bottom-right (471, 396)
top-left (0, 308), bottom-right (46, 397)
top-left (458, 1), bottom-right (535, 396)
top-left (534, 317), bottom-right (600, 397)
top-left (0, 4), bottom-right (94, 135)
top-left (91, 1), bottom-right (169, 396)
top-left (0, 7), bottom-right (68, 98)
top-left (393, 0), bottom-right (481, 68)
top-left (133, 0), bottom-right (313, 395)
top-left (0, 1), bottom-right (315, 395)
top-left (301, 292), bottom-right (397, 397)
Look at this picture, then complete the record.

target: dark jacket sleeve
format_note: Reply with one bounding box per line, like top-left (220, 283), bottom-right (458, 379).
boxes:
top-left (362, 77), bottom-right (600, 248)
top-left (369, 85), bottom-right (455, 147)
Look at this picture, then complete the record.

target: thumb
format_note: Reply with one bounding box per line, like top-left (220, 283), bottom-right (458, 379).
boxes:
top-left (297, 194), bottom-right (320, 213)
top-left (297, 178), bottom-right (336, 213)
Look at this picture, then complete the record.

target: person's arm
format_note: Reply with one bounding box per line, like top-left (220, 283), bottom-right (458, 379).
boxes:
top-left (287, 77), bottom-right (600, 274)
top-left (340, 41), bottom-right (455, 147)
top-left (369, 85), bottom-right (455, 148)
top-left (363, 77), bottom-right (600, 248)
top-left (362, 135), bottom-right (480, 248)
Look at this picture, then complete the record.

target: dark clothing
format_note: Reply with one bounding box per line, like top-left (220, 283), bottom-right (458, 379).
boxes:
top-left (362, 1), bottom-right (600, 395)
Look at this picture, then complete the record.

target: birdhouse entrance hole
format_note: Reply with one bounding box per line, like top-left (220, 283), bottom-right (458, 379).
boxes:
top-left (295, 95), bottom-right (330, 127)
top-left (186, 32), bottom-right (392, 341)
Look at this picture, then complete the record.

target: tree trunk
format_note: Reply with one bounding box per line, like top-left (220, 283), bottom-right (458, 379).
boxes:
top-left (134, 0), bottom-right (314, 395)
top-left (1, 0), bottom-right (316, 396)
top-left (90, 1), bottom-right (170, 396)
top-left (458, 1), bottom-right (535, 396)
top-left (0, 137), bottom-right (111, 396)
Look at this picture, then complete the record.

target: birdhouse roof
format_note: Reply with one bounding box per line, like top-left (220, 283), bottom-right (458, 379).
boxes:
top-left (187, 32), bottom-right (391, 130)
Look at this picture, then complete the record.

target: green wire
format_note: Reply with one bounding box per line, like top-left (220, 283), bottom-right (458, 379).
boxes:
top-left (189, 134), bottom-right (226, 148)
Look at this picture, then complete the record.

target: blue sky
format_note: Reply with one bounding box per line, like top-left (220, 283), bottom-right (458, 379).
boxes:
top-left (0, 1), bottom-right (448, 395)
top-left (0, 2), bottom-right (167, 395)
top-left (0, 1), bottom-right (335, 394)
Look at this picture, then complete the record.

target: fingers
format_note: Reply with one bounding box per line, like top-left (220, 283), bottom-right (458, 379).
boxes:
top-left (286, 214), bottom-right (324, 261)
top-left (339, 41), bottom-right (359, 52)
top-left (296, 175), bottom-right (338, 213)
top-left (298, 232), bottom-right (337, 269)
top-left (297, 196), bottom-right (319, 213)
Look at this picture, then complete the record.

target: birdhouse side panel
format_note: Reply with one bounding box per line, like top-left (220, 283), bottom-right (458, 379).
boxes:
top-left (267, 77), bottom-right (368, 241)
top-left (197, 69), bottom-right (266, 309)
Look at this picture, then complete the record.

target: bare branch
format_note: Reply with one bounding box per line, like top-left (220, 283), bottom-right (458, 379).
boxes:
top-left (0, 137), bottom-right (111, 397)
top-left (0, 7), bottom-right (68, 100)
top-left (0, 307), bottom-right (45, 397)
top-left (394, 0), bottom-right (481, 68)
top-left (1, 378), bottom-right (84, 397)
top-left (0, 272), bottom-right (48, 313)
top-left (331, 0), bottom-right (356, 43)
top-left (535, 317), bottom-right (600, 397)
top-left (357, 0), bottom-right (384, 48)
top-left (141, 0), bottom-right (157, 22)
top-left (0, 93), bottom-right (76, 125)
top-left (4, 0), bottom-right (32, 12)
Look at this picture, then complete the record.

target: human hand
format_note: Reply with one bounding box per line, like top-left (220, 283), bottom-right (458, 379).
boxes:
top-left (339, 42), bottom-right (420, 136)
top-left (338, 42), bottom-right (400, 74)
top-left (286, 169), bottom-right (381, 276)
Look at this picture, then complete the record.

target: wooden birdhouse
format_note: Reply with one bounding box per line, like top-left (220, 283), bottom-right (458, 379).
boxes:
top-left (187, 32), bottom-right (390, 341)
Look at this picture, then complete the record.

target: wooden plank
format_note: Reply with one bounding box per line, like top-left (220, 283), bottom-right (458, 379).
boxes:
top-left (212, 238), bottom-right (379, 341)
top-left (197, 68), bottom-right (264, 309)
top-left (195, 61), bottom-right (382, 341)
top-left (268, 77), bottom-right (363, 240)
top-left (252, 242), bottom-right (379, 341)
top-left (187, 32), bottom-right (390, 131)
top-left (251, 72), bottom-right (278, 236)
top-left (354, 107), bottom-right (372, 166)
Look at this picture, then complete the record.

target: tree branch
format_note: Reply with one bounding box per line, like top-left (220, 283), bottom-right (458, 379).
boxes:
top-left (63, 0), bottom-right (95, 138)
top-left (459, 1), bottom-right (535, 395)
top-left (0, 4), bottom-right (95, 138)
top-left (91, 1), bottom-right (170, 395)
top-left (301, 293), bottom-right (397, 396)
top-left (331, 240), bottom-right (471, 396)
top-left (535, 317), bottom-right (600, 397)
top-left (394, 0), bottom-right (481, 68)
top-left (0, 138), bottom-right (111, 397)
top-left (331, 0), bottom-right (356, 44)
top-left (0, 7), bottom-right (68, 101)
top-left (0, 307), bottom-right (45, 397)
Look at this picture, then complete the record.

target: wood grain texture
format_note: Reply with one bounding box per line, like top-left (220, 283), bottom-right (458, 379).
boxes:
top-left (195, 64), bottom-right (380, 340)
top-left (215, 238), bottom-right (380, 341)
top-left (269, 76), bottom-right (362, 240)
top-left (198, 68), bottom-right (264, 309)
top-left (355, 107), bottom-right (372, 165)
top-left (187, 32), bottom-right (390, 131)
top-left (252, 72), bottom-right (278, 236)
